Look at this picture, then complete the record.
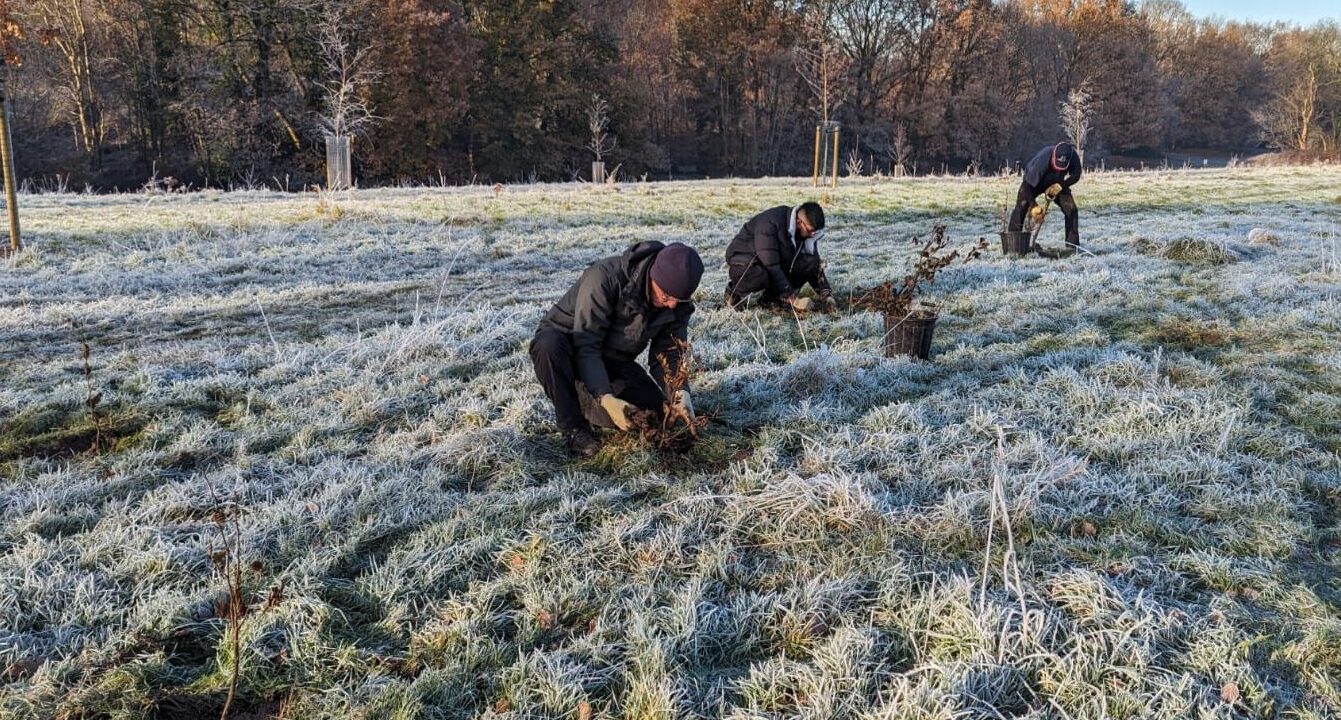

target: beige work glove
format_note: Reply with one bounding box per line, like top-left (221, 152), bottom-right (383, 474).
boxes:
top-left (1045, 183), bottom-right (1064, 199)
top-left (787, 296), bottom-right (814, 312)
top-left (599, 394), bottom-right (634, 431)
top-left (1028, 203), bottom-right (1045, 222)
top-left (673, 390), bottom-right (695, 420)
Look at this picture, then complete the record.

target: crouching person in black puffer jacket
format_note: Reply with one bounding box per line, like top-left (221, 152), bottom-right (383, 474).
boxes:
top-left (723, 202), bottom-right (835, 312)
top-left (530, 242), bottom-right (704, 458)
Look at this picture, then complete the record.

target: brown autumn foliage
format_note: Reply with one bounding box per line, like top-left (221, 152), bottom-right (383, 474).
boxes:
top-left (1, 0), bottom-right (1338, 189)
top-left (0, 0), bottom-right (22, 66)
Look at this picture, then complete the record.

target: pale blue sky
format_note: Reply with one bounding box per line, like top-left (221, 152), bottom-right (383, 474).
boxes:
top-left (1179, 0), bottom-right (1337, 25)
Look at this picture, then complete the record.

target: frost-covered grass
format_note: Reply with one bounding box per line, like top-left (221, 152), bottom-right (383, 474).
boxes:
top-left (1, 167), bottom-right (1339, 719)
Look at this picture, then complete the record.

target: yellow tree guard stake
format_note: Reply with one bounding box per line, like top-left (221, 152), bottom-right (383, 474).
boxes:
top-left (812, 125), bottom-right (821, 188)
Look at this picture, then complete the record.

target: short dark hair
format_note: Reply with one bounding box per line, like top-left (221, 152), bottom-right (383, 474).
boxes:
top-left (798, 202), bottom-right (825, 231)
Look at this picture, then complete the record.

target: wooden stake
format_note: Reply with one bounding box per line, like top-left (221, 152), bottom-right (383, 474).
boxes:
top-left (812, 124), bottom-right (821, 188)
top-left (0, 59), bottom-right (20, 253)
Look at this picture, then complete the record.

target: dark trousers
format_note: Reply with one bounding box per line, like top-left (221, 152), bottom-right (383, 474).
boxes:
top-left (725, 254), bottom-right (825, 304)
top-left (1008, 182), bottom-right (1079, 247)
top-left (529, 327), bottom-right (666, 432)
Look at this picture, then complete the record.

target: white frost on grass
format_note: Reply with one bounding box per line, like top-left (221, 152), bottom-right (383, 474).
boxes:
top-left (1, 167), bottom-right (1339, 718)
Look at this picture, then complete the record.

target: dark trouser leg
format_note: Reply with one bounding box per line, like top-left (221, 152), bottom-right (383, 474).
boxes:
top-left (1056, 189), bottom-right (1080, 248)
top-left (726, 260), bottom-right (773, 306)
top-left (1007, 182), bottom-right (1038, 232)
top-left (787, 254), bottom-right (827, 294)
top-left (529, 327), bottom-right (589, 433)
top-left (585, 359), bottom-right (667, 429)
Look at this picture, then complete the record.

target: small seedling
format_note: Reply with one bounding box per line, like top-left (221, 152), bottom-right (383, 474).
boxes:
top-left (80, 342), bottom-right (108, 457)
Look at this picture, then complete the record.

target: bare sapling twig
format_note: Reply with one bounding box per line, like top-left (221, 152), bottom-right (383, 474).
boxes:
top-left (80, 341), bottom-right (107, 457)
top-left (208, 491), bottom-right (289, 720)
top-left (204, 481), bottom-right (256, 720)
top-left (628, 338), bottom-right (709, 451)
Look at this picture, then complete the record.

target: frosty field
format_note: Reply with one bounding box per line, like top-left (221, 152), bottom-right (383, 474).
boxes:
top-left (1, 167), bottom-right (1339, 719)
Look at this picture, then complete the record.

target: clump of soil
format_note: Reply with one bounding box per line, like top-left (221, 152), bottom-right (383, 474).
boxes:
top-left (626, 406), bottom-right (699, 453)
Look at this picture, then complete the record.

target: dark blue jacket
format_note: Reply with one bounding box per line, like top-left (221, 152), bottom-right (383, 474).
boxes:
top-left (1023, 143), bottom-right (1082, 190)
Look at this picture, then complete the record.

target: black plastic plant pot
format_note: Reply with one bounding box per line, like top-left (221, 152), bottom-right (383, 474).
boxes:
top-left (1000, 230), bottom-right (1032, 257)
top-left (883, 307), bottom-right (938, 360)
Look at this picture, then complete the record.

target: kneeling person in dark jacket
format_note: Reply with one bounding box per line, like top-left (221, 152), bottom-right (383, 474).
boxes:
top-left (724, 202), bottom-right (834, 312)
top-left (530, 242), bottom-right (704, 458)
top-left (1008, 142), bottom-right (1082, 256)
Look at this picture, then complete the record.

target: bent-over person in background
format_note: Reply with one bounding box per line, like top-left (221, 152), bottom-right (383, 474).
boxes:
top-left (723, 202), bottom-right (836, 312)
top-left (1009, 141), bottom-right (1083, 257)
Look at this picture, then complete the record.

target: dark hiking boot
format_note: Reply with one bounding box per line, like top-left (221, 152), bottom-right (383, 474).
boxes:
top-left (564, 427), bottom-right (600, 459)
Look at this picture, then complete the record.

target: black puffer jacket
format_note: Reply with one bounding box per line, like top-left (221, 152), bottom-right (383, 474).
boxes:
top-left (724, 205), bottom-right (800, 298)
top-left (539, 241), bottom-right (694, 397)
top-left (1022, 142), bottom-right (1082, 191)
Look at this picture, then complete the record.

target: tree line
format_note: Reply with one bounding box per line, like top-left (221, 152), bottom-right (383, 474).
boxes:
top-left (6, 0), bottom-right (1340, 190)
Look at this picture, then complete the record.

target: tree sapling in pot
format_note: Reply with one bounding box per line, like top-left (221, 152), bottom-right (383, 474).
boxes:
top-left (856, 224), bottom-right (987, 359)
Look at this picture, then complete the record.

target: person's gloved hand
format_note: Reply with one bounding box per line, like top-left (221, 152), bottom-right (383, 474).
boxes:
top-left (1045, 183), bottom-right (1064, 199)
top-left (787, 295), bottom-right (814, 312)
top-left (599, 394), bottom-right (634, 431)
top-left (1028, 203), bottom-right (1045, 222)
top-left (673, 390), bottom-right (695, 420)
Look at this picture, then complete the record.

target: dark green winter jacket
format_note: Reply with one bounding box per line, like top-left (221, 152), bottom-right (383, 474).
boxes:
top-left (538, 241), bottom-right (694, 397)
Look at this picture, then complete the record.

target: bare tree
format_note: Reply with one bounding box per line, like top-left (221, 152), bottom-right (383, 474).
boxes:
top-left (27, 0), bottom-right (106, 159)
top-left (586, 93), bottom-right (616, 182)
top-left (845, 147), bottom-right (863, 176)
top-left (889, 121), bottom-right (911, 177)
top-left (314, 1), bottom-right (377, 190)
top-left (315, 2), bottom-right (378, 140)
top-left (798, 0), bottom-right (845, 186)
top-left (587, 93), bottom-right (615, 163)
top-left (1059, 82), bottom-right (1094, 164)
top-left (831, 0), bottom-right (900, 153)
top-left (1254, 63), bottom-right (1320, 152)
top-left (795, 0), bottom-right (843, 126)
